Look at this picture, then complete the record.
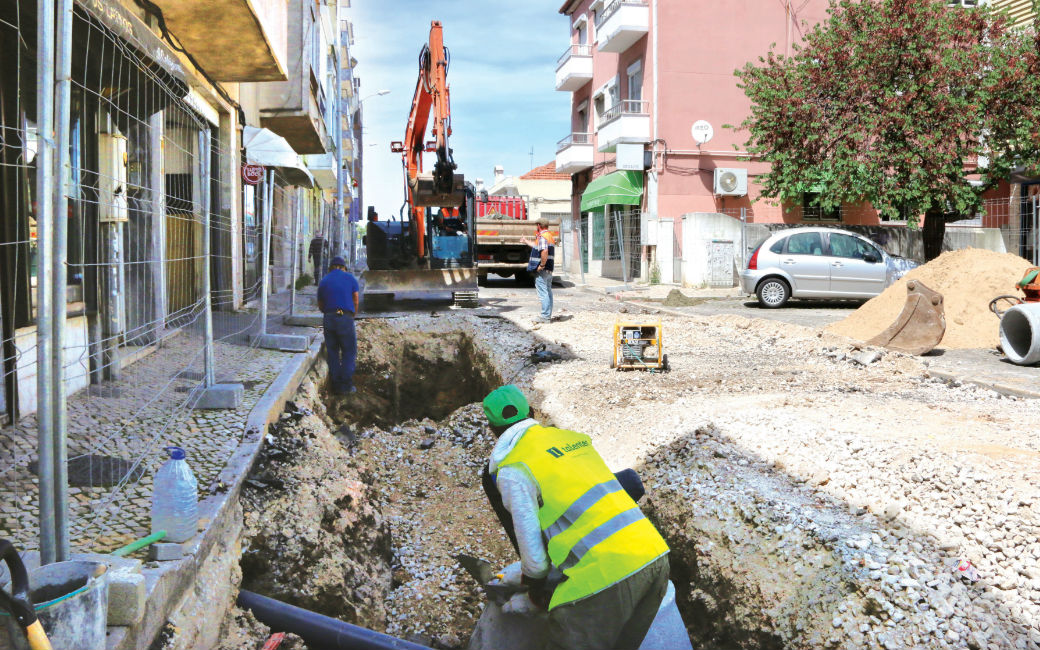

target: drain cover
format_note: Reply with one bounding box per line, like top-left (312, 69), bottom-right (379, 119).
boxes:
top-left (30, 454), bottom-right (145, 487)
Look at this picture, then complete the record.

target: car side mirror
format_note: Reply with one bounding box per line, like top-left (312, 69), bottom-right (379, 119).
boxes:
top-left (864, 251), bottom-right (881, 263)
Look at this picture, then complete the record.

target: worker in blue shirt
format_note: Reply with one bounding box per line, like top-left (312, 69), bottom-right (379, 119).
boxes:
top-left (316, 256), bottom-right (360, 394)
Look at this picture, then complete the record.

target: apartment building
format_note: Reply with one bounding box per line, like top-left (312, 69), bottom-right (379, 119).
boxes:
top-left (554, 0), bottom-right (836, 284)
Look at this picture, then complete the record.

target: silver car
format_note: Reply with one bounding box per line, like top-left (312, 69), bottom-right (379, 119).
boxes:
top-left (739, 227), bottom-right (917, 308)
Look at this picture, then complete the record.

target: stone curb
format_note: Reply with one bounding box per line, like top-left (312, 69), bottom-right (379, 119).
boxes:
top-left (924, 369), bottom-right (1040, 400)
top-left (106, 337), bottom-right (324, 650)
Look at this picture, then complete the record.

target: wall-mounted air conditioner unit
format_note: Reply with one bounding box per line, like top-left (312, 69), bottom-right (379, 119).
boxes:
top-left (713, 168), bottom-right (747, 197)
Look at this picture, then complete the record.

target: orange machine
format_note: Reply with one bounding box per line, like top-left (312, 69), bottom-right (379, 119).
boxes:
top-left (390, 20), bottom-right (465, 260)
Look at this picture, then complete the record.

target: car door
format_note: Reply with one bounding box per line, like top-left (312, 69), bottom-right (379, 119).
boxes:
top-left (779, 231), bottom-right (830, 296)
top-left (826, 233), bottom-right (888, 297)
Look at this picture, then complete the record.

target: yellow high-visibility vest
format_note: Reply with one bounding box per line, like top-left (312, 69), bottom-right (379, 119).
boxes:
top-left (496, 424), bottom-right (669, 609)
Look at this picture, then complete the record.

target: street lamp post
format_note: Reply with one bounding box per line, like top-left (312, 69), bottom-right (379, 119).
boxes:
top-left (345, 89), bottom-right (390, 269)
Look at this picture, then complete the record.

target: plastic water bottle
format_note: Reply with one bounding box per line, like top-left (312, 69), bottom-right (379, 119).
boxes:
top-left (151, 446), bottom-right (199, 543)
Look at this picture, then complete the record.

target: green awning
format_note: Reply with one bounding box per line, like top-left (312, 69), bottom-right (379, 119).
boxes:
top-left (580, 170), bottom-right (643, 212)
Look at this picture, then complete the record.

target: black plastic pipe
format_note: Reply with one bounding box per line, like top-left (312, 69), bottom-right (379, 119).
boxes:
top-left (237, 590), bottom-right (434, 650)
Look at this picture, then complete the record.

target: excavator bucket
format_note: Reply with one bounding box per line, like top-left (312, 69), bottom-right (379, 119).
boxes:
top-left (867, 280), bottom-right (946, 355)
top-left (411, 172), bottom-right (466, 207)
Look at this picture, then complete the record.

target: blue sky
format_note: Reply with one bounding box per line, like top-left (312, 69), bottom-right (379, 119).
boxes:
top-left (347, 1), bottom-right (570, 218)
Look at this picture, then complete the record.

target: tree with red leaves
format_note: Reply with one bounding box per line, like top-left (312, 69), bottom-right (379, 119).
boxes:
top-left (736, 0), bottom-right (1040, 260)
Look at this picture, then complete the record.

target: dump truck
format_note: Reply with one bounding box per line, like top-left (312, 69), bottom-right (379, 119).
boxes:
top-left (474, 196), bottom-right (560, 285)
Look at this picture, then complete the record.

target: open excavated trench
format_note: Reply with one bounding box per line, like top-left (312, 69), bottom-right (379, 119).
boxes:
top-left (228, 314), bottom-right (950, 650)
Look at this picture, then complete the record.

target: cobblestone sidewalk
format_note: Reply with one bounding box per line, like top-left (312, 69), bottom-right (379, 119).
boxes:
top-left (0, 294), bottom-right (314, 554)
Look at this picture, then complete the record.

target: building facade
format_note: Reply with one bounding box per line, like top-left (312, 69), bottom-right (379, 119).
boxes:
top-left (0, 0), bottom-right (363, 422)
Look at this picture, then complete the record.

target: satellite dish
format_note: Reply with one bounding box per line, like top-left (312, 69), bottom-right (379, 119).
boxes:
top-left (691, 120), bottom-right (714, 145)
top-left (718, 170), bottom-right (739, 193)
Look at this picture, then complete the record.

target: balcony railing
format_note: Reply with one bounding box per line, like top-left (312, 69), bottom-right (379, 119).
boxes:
top-left (557, 132), bottom-right (593, 153)
top-left (600, 100), bottom-right (649, 126)
top-left (557, 44), bottom-right (593, 69)
top-left (595, 0), bottom-right (648, 27)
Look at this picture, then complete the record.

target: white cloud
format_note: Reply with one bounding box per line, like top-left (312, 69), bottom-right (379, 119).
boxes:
top-left (348, 0), bottom-right (570, 218)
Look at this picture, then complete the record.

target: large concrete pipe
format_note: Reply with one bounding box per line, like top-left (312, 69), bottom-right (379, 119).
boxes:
top-left (999, 303), bottom-right (1040, 365)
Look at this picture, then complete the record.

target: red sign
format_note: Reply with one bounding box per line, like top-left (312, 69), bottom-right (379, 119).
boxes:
top-left (242, 163), bottom-right (265, 185)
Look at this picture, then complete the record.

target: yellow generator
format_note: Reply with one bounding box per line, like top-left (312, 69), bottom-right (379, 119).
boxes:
top-left (611, 319), bottom-right (667, 371)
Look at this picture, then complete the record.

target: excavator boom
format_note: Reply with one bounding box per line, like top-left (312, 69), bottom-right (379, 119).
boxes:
top-left (393, 20), bottom-right (465, 257)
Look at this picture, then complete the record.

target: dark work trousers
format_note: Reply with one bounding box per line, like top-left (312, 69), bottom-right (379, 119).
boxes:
top-left (323, 312), bottom-right (356, 393)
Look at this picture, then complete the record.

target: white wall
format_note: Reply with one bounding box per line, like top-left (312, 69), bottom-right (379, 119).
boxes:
top-left (680, 212), bottom-right (744, 288)
top-left (15, 317), bottom-right (91, 416)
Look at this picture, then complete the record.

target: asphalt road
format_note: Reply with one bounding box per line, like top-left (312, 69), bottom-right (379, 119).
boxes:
top-left (633, 296), bottom-right (861, 329)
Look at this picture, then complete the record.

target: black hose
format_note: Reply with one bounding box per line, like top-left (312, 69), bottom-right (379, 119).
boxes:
top-left (237, 590), bottom-right (434, 650)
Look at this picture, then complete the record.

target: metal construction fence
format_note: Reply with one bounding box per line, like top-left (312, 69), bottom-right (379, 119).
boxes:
top-left (0, 0), bottom-right (309, 562)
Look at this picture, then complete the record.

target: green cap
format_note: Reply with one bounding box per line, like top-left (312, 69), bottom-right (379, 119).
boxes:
top-left (483, 385), bottom-right (529, 428)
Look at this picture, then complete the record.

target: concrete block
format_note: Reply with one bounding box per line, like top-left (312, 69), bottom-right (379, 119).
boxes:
top-left (107, 568), bottom-right (146, 626)
top-left (249, 333), bottom-right (310, 352)
top-left (149, 542), bottom-right (184, 562)
top-left (193, 383), bottom-right (245, 409)
top-left (283, 314), bottom-right (322, 327)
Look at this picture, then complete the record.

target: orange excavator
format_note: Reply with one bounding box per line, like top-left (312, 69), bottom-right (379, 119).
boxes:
top-left (364, 20), bottom-right (477, 308)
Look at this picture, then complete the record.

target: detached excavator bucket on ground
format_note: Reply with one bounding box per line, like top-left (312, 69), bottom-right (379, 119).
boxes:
top-left (867, 280), bottom-right (946, 355)
top-left (410, 172), bottom-right (467, 207)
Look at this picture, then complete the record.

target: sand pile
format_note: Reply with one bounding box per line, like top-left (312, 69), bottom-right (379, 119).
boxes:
top-left (827, 248), bottom-right (1033, 349)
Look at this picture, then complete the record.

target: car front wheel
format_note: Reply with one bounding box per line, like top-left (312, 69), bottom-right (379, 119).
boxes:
top-left (756, 278), bottom-right (790, 308)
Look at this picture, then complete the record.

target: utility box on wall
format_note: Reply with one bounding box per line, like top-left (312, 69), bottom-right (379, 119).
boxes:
top-left (98, 133), bottom-right (129, 223)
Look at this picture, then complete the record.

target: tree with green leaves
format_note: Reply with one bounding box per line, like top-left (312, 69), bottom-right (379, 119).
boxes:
top-left (736, 0), bottom-right (1040, 260)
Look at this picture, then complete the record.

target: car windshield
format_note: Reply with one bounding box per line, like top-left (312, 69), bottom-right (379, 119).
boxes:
top-left (787, 232), bottom-right (823, 255)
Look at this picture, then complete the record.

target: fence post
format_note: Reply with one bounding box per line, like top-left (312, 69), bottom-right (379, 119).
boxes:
top-left (616, 212), bottom-right (629, 285)
top-left (289, 190), bottom-right (300, 316)
top-left (259, 171), bottom-right (273, 336)
top-left (52, 0), bottom-right (74, 561)
top-left (576, 216), bottom-right (586, 285)
top-left (740, 206), bottom-right (747, 270)
top-left (199, 130), bottom-right (215, 387)
top-left (36, 0), bottom-right (57, 566)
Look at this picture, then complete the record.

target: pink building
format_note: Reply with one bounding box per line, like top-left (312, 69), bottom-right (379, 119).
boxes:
top-left (553, 0), bottom-right (884, 284)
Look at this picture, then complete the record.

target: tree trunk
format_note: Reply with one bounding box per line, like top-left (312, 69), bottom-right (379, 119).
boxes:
top-left (922, 206), bottom-right (945, 262)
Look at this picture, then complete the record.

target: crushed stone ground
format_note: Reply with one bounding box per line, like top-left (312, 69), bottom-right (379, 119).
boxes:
top-left (231, 287), bottom-right (1040, 650)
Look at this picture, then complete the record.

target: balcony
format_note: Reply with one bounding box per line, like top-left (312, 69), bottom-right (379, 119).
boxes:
top-left (597, 100), bottom-right (650, 152)
top-left (556, 133), bottom-right (594, 173)
top-left (302, 153), bottom-right (337, 190)
top-left (150, 0), bottom-right (288, 81)
top-left (555, 45), bottom-right (594, 92)
top-left (595, 0), bottom-right (649, 54)
top-left (256, 0), bottom-right (330, 154)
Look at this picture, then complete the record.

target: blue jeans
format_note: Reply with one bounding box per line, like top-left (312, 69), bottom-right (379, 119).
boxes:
top-left (323, 313), bottom-right (356, 392)
top-left (535, 270), bottom-right (553, 320)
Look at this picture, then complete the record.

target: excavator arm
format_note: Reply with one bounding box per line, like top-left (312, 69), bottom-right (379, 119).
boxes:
top-left (390, 20), bottom-right (464, 259)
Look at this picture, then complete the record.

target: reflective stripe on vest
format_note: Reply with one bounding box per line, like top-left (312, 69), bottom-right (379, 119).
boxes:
top-left (496, 424), bottom-right (669, 609)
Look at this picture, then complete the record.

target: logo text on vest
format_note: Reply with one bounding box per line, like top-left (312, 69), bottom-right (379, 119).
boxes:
top-left (546, 439), bottom-right (589, 458)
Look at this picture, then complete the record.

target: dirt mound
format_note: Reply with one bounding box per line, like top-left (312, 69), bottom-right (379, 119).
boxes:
top-left (239, 377), bottom-right (393, 628)
top-left (827, 248), bottom-right (1032, 349)
top-left (661, 289), bottom-right (705, 307)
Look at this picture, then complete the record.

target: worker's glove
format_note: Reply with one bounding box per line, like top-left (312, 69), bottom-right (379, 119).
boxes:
top-left (496, 561), bottom-right (523, 587)
top-left (501, 592), bottom-right (540, 616)
top-left (522, 574), bottom-right (552, 611)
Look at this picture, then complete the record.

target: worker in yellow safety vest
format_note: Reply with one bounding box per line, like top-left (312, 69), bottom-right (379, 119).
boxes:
top-left (481, 384), bottom-right (670, 650)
